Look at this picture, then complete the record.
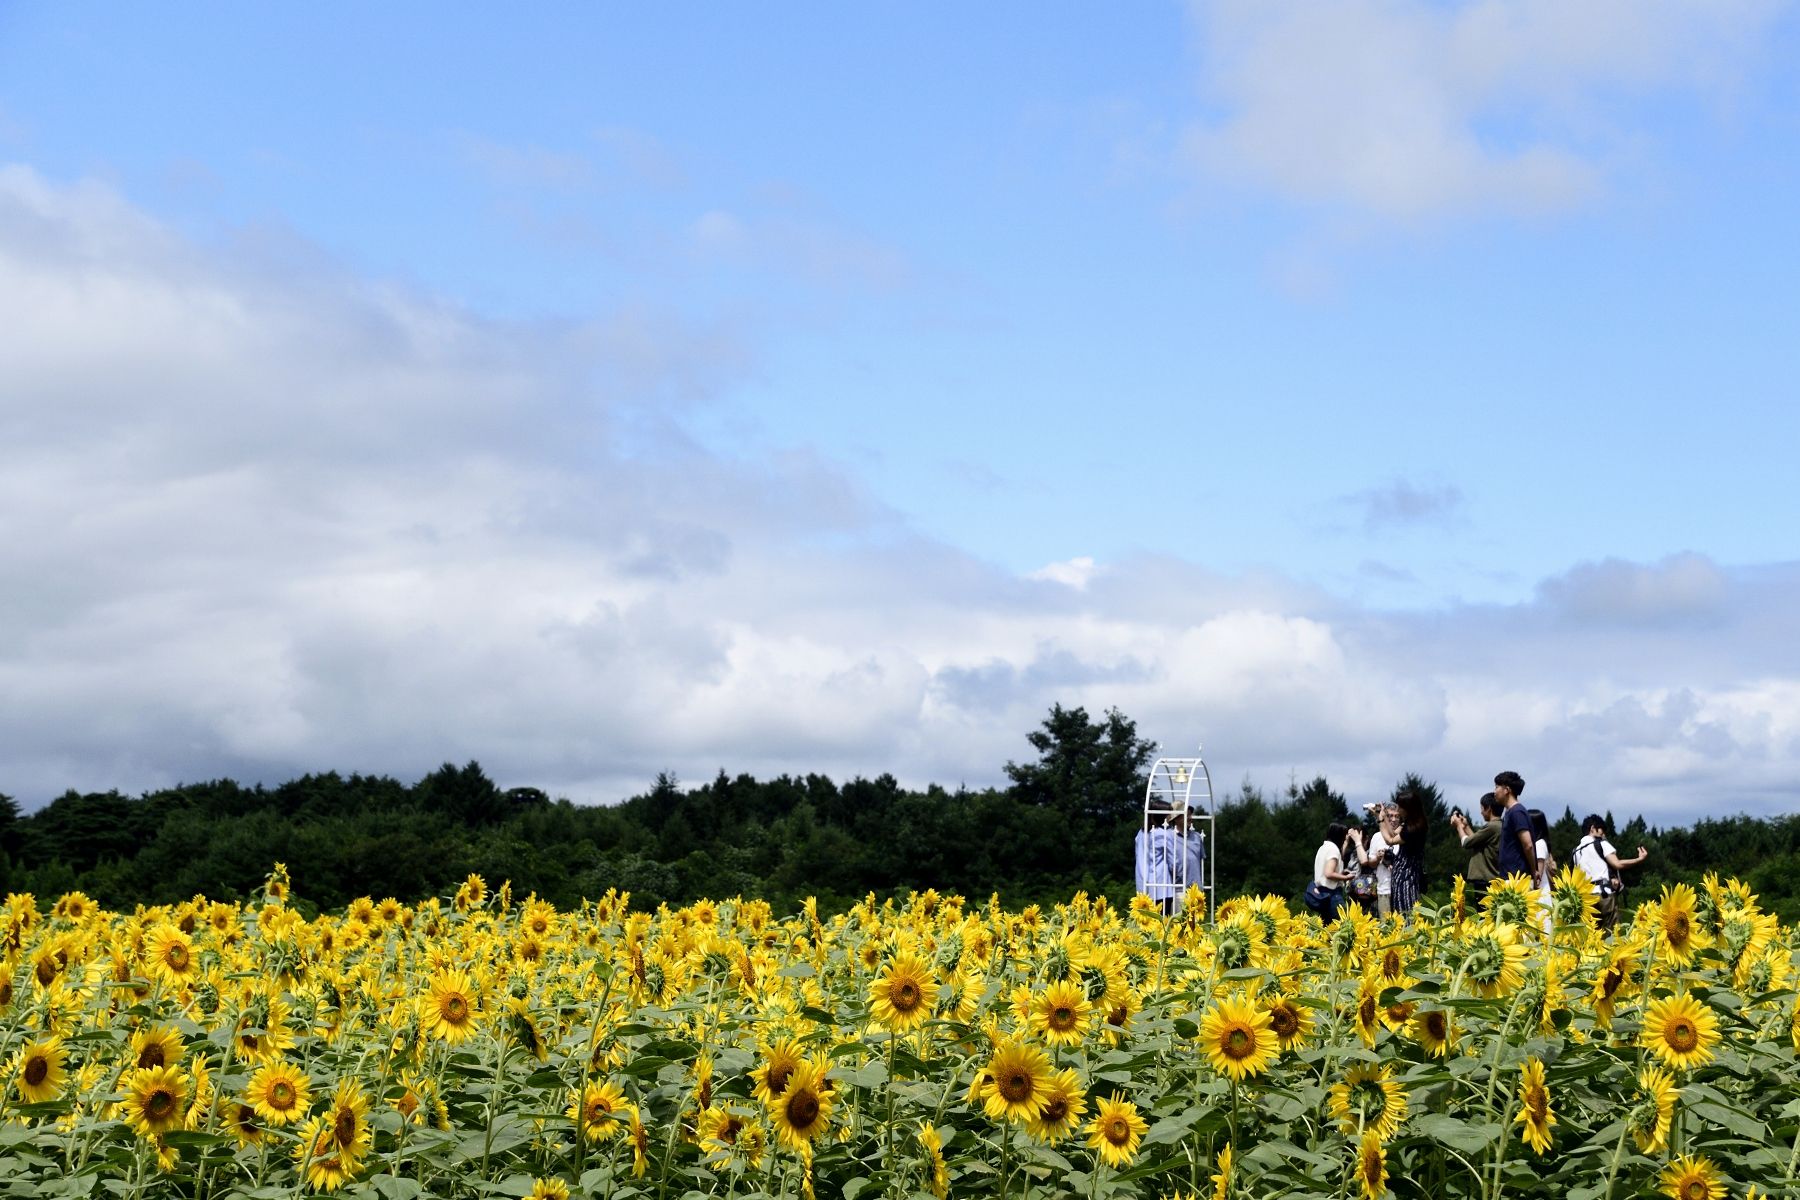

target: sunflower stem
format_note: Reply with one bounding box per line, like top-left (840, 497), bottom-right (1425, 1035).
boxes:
top-left (1599, 1118), bottom-right (1630, 1200)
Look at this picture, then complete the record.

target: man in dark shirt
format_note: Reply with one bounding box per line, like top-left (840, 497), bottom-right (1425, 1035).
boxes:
top-left (1493, 770), bottom-right (1533, 879)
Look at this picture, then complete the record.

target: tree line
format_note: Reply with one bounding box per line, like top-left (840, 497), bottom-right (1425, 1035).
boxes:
top-left (2, 704), bottom-right (1797, 919)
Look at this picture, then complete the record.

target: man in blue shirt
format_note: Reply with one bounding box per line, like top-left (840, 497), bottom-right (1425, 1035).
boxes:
top-left (1494, 770), bottom-right (1533, 879)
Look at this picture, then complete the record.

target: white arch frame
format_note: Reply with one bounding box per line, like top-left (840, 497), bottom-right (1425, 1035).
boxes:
top-left (1137, 753), bottom-right (1215, 918)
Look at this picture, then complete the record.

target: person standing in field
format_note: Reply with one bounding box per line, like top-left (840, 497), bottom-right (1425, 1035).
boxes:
top-left (1389, 788), bottom-right (1429, 917)
top-left (1494, 771), bottom-right (1533, 881)
top-left (1573, 814), bottom-right (1648, 932)
top-left (1450, 792), bottom-right (1502, 908)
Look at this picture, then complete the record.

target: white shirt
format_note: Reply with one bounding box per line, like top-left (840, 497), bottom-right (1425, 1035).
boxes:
top-left (1573, 836), bottom-right (1617, 893)
top-left (1367, 831), bottom-right (1394, 896)
top-left (1313, 840), bottom-right (1343, 889)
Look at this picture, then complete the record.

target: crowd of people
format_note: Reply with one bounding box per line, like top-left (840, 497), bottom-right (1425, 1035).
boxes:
top-left (1303, 770), bottom-right (1649, 929)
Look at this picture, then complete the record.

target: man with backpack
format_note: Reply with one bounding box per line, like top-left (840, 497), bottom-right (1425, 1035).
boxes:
top-left (1572, 814), bottom-right (1648, 932)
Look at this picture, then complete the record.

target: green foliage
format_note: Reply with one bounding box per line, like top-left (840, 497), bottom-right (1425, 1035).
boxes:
top-left (3, 714), bottom-right (1793, 920)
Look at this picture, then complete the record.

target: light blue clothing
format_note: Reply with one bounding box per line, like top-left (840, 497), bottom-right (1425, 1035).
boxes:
top-left (1136, 826), bottom-right (1205, 910)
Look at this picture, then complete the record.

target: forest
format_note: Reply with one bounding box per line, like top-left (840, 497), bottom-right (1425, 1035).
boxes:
top-left (3, 704), bottom-right (1797, 919)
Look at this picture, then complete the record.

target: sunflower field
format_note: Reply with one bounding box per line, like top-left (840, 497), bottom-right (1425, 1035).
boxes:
top-left (0, 865), bottom-right (1794, 1200)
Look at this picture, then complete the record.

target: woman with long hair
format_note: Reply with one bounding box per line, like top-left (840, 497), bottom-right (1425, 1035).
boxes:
top-left (1389, 790), bottom-right (1429, 917)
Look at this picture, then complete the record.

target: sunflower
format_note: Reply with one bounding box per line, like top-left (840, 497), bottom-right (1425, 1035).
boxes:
top-left (455, 873), bottom-right (488, 910)
top-left (1482, 875), bottom-right (1538, 929)
top-left (626, 1105), bottom-right (649, 1177)
top-left (527, 1180), bottom-right (571, 1200)
top-left (294, 1115), bottom-right (364, 1192)
top-left (1199, 994), bottom-right (1275, 1081)
top-left (1211, 1143), bottom-right (1234, 1200)
top-left (504, 998), bottom-right (549, 1062)
top-left (1262, 994), bottom-right (1314, 1052)
top-left (222, 1101), bottom-right (263, 1147)
top-left (868, 952), bottom-right (939, 1033)
top-left (324, 1079), bottom-right (372, 1162)
top-left (568, 1079), bottom-right (628, 1142)
top-left (919, 1122), bottom-right (949, 1199)
top-left (1355, 1130), bottom-right (1388, 1200)
top-left (1590, 941), bottom-right (1641, 1028)
top-left (1023, 1067), bottom-right (1087, 1143)
top-left (1549, 864), bottom-right (1597, 928)
top-left (117, 1065), bottom-right (190, 1137)
top-left (232, 997), bottom-right (296, 1063)
top-left (980, 1040), bottom-right (1054, 1122)
top-left (1328, 1064), bottom-right (1408, 1141)
top-left (751, 1038), bottom-right (807, 1104)
top-left (392, 1071), bottom-right (447, 1129)
top-left (698, 1105), bottom-right (753, 1166)
top-left (1085, 1092), bottom-right (1148, 1168)
top-left (13, 1035), bottom-right (66, 1103)
top-left (1658, 1155), bottom-right (1724, 1200)
top-left (767, 1059), bottom-right (832, 1151)
top-left (1655, 884), bottom-right (1713, 967)
top-left (1352, 973), bottom-right (1382, 1048)
top-left (244, 1061), bottom-right (312, 1126)
top-left (1030, 980), bottom-right (1092, 1048)
top-left (1410, 1008), bottom-right (1457, 1058)
top-left (129, 1026), bottom-right (187, 1071)
top-left (422, 969), bottom-right (482, 1044)
top-left (1459, 922), bottom-right (1528, 999)
top-left (1514, 1058), bottom-right (1555, 1154)
top-left (144, 926), bottom-right (197, 985)
top-left (1630, 1067), bottom-right (1680, 1155)
top-left (1641, 993), bottom-right (1720, 1070)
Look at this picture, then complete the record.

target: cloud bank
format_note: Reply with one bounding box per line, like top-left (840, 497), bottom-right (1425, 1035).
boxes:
top-left (3, 165), bottom-right (1798, 827)
top-left (1184, 0), bottom-right (1787, 220)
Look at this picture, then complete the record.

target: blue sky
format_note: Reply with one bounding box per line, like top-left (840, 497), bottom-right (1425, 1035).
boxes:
top-left (3, 3), bottom-right (1799, 821)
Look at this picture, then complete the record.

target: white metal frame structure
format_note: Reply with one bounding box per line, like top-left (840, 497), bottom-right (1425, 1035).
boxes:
top-left (1136, 753), bottom-right (1215, 918)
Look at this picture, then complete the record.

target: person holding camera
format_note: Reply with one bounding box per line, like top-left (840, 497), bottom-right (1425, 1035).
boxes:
top-left (1355, 803), bottom-right (1401, 917)
top-left (1573, 814), bottom-right (1647, 932)
top-left (1450, 792), bottom-right (1502, 908)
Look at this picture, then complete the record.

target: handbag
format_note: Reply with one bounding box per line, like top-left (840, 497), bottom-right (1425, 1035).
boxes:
top-left (1303, 881), bottom-right (1336, 911)
top-left (1350, 872), bottom-right (1377, 901)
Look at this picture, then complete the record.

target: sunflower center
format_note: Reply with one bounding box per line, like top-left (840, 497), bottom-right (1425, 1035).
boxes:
top-left (334, 1109), bottom-right (356, 1146)
top-left (167, 945), bottom-right (189, 970)
top-left (1224, 1027), bottom-right (1253, 1059)
top-left (768, 1065), bottom-right (794, 1095)
top-left (1681, 1180), bottom-right (1706, 1200)
top-left (719, 1117), bottom-right (742, 1143)
top-left (893, 981), bottom-right (920, 1010)
top-left (1041, 1096), bottom-right (1069, 1123)
top-left (241, 1033), bottom-right (261, 1052)
top-left (1668, 1020), bottom-right (1698, 1052)
top-left (271, 1081), bottom-right (295, 1108)
top-left (446, 996), bottom-right (469, 1022)
top-left (1050, 1006), bottom-right (1075, 1029)
top-left (1359, 997), bottom-right (1377, 1026)
top-left (147, 1088), bottom-right (176, 1119)
top-left (1527, 1087), bottom-right (1547, 1120)
top-left (1104, 1116), bottom-right (1130, 1144)
top-left (999, 1070), bottom-right (1033, 1102)
top-left (23, 1057), bottom-right (48, 1086)
top-left (1108, 1005), bottom-right (1128, 1027)
top-left (139, 1045), bottom-right (165, 1069)
top-left (1270, 1006), bottom-right (1298, 1037)
top-left (1601, 969), bottom-right (1623, 999)
top-left (396, 1091), bottom-right (419, 1116)
top-left (1361, 1145), bottom-right (1383, 1184)
top-left (785, 1089), bottom-right (820, 1128)
top-left (1426, 1012), bottom-right (1448, 1040)
top-left (1382, 950), bottom-right (1401, 978)
top-left (1670, 915), bottom-right (1690, 940)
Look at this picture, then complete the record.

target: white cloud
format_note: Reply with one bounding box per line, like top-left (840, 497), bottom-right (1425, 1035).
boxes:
top-left (1183, 0), bottom-right (1787, 220)
top-left (1028, 556), bottom-right (1099, 590)
top-left (4, 165), bottom-right (1800, 829)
